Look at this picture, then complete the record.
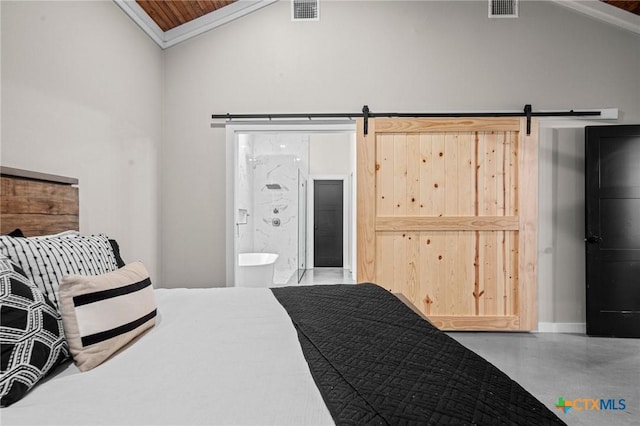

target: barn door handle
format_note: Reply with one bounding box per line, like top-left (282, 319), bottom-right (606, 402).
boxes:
top-left (585, 236), bottom-right (602, 244)
top-left (524, 104), bottom-right (532, 135)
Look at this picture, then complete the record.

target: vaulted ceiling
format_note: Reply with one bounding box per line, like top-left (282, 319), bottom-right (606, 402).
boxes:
top-left (136, 0), bottom-right (237, 32)
top-left (135, 0), bottom-right (640, 33)
top-left (115, 0), bottom-right (640, 49)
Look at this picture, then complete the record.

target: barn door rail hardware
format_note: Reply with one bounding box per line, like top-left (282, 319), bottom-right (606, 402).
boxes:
top-left (212, 104), bottom-right (603, 135)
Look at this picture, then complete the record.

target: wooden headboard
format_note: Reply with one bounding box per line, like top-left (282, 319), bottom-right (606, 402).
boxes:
top-left (0, 166), bottom-right (79, 236)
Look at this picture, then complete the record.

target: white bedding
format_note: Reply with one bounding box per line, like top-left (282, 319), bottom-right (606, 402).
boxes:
top-left (2, 288), bottom-right (334, 426)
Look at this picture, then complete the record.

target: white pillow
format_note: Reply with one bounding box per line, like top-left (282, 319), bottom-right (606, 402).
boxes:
top-left (59, 262), bottom-right (156, 372)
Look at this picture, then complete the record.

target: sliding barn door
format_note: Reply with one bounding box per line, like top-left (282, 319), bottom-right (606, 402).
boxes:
top-left (357, 118), bottom-right (538, 331)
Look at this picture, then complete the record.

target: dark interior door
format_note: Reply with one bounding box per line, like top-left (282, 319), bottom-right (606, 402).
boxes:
top-left (586, 125), bottom-right (640, 337)
top-left (314, 180), bottom-right (343, 267)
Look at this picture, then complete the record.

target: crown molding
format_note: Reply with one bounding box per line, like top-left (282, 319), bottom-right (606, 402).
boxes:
top-left (550, 0), bottom-right (640, 35)
top-left (113, 0), bottom-right (278, 49)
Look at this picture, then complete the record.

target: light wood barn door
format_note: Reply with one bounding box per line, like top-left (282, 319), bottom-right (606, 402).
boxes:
top-left (357, 118), bottom-right (538, 331)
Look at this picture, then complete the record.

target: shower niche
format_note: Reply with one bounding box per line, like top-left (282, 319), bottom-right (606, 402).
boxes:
top-left (236, 133), bottom-right (309, 285)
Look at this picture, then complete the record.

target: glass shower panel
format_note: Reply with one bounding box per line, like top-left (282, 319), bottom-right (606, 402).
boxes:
top-left (297, 169), bottom-right (307, 282)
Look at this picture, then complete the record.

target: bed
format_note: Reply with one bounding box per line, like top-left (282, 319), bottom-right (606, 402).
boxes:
top-left (0, 167), bottom-right (565, 425)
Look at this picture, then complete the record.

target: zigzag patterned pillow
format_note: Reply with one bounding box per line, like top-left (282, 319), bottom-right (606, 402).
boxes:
top-left (0, 255), bottom-right (70, 407)
top-left (0, 234), bottom-right (119, 309)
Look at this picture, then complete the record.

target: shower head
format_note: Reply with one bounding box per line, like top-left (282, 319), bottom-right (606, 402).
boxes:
top-left (265, 183), bottom-right (282, 190)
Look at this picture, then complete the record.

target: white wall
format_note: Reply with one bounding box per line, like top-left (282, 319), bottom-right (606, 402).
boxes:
top-left (162, 0), bottom-right (640, 328)
top-left (538, 124), bottom-right (589, 330)
top-left (1, 1), bottom-right (162, 282)
top-left (310, 133), bottom-right (352, 175)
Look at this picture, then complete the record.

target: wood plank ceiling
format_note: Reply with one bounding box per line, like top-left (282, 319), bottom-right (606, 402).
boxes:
top-left (135, 0), bottom-right (639, 34)
top-left (136, 0), bottom-right (237, 32)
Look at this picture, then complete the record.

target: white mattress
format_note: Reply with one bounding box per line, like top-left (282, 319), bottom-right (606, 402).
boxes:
top-left (2, 288), bottom-right (334, 425)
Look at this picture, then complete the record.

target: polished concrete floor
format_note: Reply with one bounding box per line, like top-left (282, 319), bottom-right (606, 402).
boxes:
top-left (449, 332), bottom-right (640, 425)
top-left (287, 271), bottom-right (640, 425)
top-left (287, 267), bottom-right (356, 285)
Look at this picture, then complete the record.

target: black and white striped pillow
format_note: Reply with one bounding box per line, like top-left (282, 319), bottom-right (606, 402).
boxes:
top-left (0, 234), bottom-right (119, 309)
top-left (58, 262), bottom-right (156, 372)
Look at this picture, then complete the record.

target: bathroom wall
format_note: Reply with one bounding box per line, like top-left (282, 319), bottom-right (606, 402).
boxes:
top-left (308, 133), bottom-right (356, 270)
top-left (236, 134), bottom-right (254, 254)
top-left (309, 133), bottom-right (352, 175)
top-left (239, 133), bottom-right (310, 285)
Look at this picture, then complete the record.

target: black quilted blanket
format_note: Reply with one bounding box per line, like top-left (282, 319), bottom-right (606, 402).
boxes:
top-left (271, 283), bottom-right (565, 425)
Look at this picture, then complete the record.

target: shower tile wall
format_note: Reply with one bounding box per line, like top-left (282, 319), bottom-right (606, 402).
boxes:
top-left (239, 133), bottom-right (309, 285)
top-left (237, 135), bottom-right (254, 254)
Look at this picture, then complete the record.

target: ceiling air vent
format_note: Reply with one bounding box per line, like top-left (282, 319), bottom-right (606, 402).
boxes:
top-left (489, 0), bottom-right (518, 18)
top-left (292, 0), bottom-right (319, 21)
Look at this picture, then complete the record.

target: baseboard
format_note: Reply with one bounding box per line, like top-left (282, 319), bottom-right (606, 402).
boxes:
top-left (537, 322), bottom-right (586, 334)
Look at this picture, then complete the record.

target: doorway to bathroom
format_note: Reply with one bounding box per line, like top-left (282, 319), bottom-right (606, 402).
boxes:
top-left (314, 180), bottom-right (343, 267)
top-left (225, 122), bottom-right (356, 287)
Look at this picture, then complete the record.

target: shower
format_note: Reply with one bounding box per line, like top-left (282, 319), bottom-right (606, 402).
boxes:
top-left (235, 133), bottom-right (309, 286)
